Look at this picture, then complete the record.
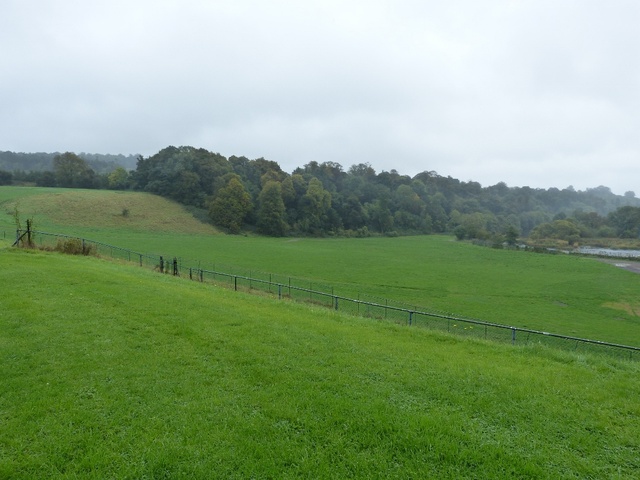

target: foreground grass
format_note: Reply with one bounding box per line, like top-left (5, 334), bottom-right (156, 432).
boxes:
top-left (2, 186), bottom-right (640, 346)
top-left (1, 247), bottom-right (639, 478)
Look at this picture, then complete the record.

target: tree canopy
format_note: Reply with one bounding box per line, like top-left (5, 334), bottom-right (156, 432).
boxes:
top-left (208, 176), bottom-right (253, 234)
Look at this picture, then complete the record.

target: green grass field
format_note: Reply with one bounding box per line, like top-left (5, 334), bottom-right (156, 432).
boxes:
top-left (0, 186), bottom-right (218, 235)
top-left (2, 186), bottom-right (640, 346)
top-left (2, 247), bottom-right (639, 478)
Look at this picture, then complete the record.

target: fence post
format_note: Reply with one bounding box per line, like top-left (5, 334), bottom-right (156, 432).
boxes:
top-left (159, 256), bottom-right (164, 273)
top-left (200, 269), bottom-right (204, 282)
top-left (139, 254), bottom-right (143, 267)
top-left (189, 268), bottom-right (192, 280)
top-left (173, 257), bottom-right (178, 276)
top-left (278, 285), bottom-right (282, 300)
top-left (234, 276), bottom-right (237, 291)
top-left (512, 328), bottom-right (516, 345)
top-left (334, 296), bottom-right (338, 310)
top-left (409, 311), bottom-right (413, 326)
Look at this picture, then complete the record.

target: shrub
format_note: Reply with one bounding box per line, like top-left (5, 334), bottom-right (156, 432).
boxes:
top-left (356, 226), bottom-right (370, 238)
top-left (54, 238), bottom-right (96, 256)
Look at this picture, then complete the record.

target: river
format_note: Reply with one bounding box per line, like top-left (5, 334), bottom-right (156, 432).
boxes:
top-left (575, 247), bottom-right (640, 258)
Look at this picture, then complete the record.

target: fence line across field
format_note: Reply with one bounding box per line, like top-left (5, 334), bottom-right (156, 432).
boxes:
top-left (16, 229), bottom-right (640, 361)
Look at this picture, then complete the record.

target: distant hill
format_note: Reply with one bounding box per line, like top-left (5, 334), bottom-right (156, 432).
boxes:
top-left (0, 151), bottom-right (138, 174)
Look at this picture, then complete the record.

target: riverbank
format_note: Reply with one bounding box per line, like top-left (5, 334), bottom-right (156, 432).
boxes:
top-left (597, 258), bottom-right (640, 274)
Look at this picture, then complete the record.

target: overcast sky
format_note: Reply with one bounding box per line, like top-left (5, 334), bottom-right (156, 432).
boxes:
top-left (1, 0), bottom-right (639, 194)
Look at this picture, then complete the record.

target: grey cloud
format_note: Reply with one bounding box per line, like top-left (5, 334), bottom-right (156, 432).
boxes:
top-left (1, 0), bottom-right (638, 194)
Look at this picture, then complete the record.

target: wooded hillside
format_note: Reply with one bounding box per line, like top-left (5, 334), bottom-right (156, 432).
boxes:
top-left (2, 146), bottom-right (639, 239)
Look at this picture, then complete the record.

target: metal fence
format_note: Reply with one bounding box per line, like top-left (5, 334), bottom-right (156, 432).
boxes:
top-left (14, 229), bottom-right (640, 362)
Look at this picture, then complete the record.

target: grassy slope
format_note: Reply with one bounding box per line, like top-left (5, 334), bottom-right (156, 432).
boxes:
top-left (2, 186), bottom-right (640, 346)
top-left (0, 186), bottom-right (218, 235)
top-left (1, 247), bottom-right (639, 478)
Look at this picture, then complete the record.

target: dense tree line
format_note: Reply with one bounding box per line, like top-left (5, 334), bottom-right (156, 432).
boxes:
top-left (529, 206), bottom-right (640, 244)
top-left (128, 146), bottom-right (640, 240)
top-left (0, 151), bottom-right (137, 178)
top-left (1, 152), bottom-right (134, 190)
top-left (2, 146), bottom-right (639, 240)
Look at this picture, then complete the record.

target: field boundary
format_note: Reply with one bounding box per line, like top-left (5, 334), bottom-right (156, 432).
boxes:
top-left (14, 229), bottom-right (640, 361)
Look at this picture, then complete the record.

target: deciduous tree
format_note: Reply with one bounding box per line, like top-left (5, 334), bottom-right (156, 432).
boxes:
top-left (299, 177), bottom-right (331, 234)
top-left (208, 176), bottom-right (253, 233)
top-left (53, 152), bottom-right (93, 188)
top-left (0, 170), bottom-right (12, 185)
top-left (257, 181), bottom-right (288, 236)
top-left (608, 206), bottom-right (640, 238)
top-left (107, 167), bottom-right (129, 190)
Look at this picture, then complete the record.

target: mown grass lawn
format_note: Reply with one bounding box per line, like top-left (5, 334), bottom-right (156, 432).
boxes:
top-left (1, 247), bottom-right (639, 478)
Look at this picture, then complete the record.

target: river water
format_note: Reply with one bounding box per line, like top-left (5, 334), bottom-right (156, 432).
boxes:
top-left (575, 247), bottom-right (640, 258)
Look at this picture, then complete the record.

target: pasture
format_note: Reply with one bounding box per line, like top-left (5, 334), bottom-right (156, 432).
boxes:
top-left (2, 186), bottom-right (640, 345)
top-left (1, 247), bottom-right (639, 478)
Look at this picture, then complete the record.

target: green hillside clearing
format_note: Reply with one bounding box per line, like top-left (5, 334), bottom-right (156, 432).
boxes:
top-left (0, 187), bottom-right (218, 235)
